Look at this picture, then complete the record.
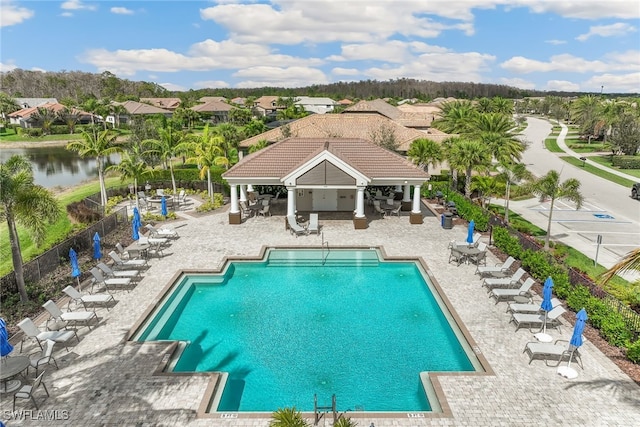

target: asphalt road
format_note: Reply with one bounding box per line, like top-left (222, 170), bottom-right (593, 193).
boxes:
top-left (511, 117), bottom-right (639, 280)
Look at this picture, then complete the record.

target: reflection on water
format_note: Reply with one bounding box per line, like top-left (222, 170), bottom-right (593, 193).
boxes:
top-left (0, 145), bottom-right (120, 189)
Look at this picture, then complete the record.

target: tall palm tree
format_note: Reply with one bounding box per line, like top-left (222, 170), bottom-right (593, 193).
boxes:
top-left (67, 129), bottom-right (119, 208)
top-left (0, 155), bottom-right (60, 302)
top-left (56, 107), bottom-right (79, 134)
top-left (0, 92), bottom-right (20, 127)
top-left (571, 95), bottom-right (600, 136)
top-left (179, 125), bottom-right (224, 202)
top-left (468, 113), bottom-right (525, 164)
top-left (471, 175), bottom-right (499, 208)
top-left (431, 100), bottom-right (476, 134)
top-left (106, 151), bottom-right (149, 212)
top-left (529, 170), bottom-right (583, 251)
top-left (144, 124), bottom-right (184, 196)
top-left (407, 138), bottom-right (443, 173)
top-left (448, 138), bottom-right (491, 197)
top-left (496, 162), bottom-right (533, 224)
top-left (31, 107), bottom-right (56, 135)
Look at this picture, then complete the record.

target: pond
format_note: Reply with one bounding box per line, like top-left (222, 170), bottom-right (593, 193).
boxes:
top-left (0, 145), bottom-right (120, 189)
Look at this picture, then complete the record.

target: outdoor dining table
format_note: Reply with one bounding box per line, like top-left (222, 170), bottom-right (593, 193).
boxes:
top-left (146, 196), bottom-right (174, 211)
top-left (381, 203), bottom-right (397, 214)
top-left (0, 356), bottom-right (30, 393)
top-left (257, 194), bottom-right (273, 200)
top-left (455, 245), bottom-right (483, 264)
top-left (125, 241), bottom-right (150, 259)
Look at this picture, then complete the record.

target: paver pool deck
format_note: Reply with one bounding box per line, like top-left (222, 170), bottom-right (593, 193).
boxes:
top-left (2, 201), bottom-right (639, 426)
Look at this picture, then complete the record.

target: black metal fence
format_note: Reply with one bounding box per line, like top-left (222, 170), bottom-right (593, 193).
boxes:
top-left (488, 211), bottom-right (640, 338)
top-left (0, 206), bottom-right (128, 294)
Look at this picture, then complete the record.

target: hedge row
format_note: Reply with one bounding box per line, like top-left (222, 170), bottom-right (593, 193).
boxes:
top-left (423, 181), bottom-right (490, 231)
top-left (611, 155), bottom-right (640, 170)
top-left (492, 226), bottom-right (640, 363)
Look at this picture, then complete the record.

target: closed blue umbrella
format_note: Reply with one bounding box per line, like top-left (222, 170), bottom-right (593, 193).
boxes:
top-left (534, 276), bottom-right (554, 342)
top-left (132, 207), bottom-right (141, 241)
top-left (161, 195), bottom-right (168, 217)
top-left (69, 248), bottom-right (81, 286)
top-left (0, 318), bottom-right (13, 357)
top-left (93, 232), bottom-right (102, 260)
top-left (466, 220), bottom-right (475, 244)
top-left (558, 308), bottom-right (588, 379)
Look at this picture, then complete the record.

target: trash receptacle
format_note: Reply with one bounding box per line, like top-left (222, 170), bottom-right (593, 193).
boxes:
top-left (442, 212), bottom-right (453, 229)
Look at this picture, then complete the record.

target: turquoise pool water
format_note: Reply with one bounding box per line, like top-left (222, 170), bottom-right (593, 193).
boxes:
top-left (135, 249), bottom-right (475, 412)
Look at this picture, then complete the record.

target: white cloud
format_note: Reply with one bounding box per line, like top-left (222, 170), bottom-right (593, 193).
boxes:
top-left (193, 80), bottom-right (230, 89)
top-left (583, 72), bottom-right (640, 94)
top-left (60, 12), bottom-right (73, 17)
top-left (545, 80), bottom-right (580, 92)
top-left (158, 82), bottom-right (187, 91)
top-left (61, 0), bottom-right (96, 11)
top-left (498, 77), bottom-right (537, 90)
top-left (545, 39), bottom-right (566, 45)
top-left (0, 1), bottom-right (34, 27)
top-left (0, 61), bottom-right (17, 72)
top-left (31, 67), bottom-right (46, 72)
top-left (233, 66), bottom-right (329, 88)
top-left (576, 22), bottom-right (636, 41)
top-left (327, 41), bottom-right (449, 63)
top-left (111, 7), bottom-right (134, 15)
top-left (524, 1), bottom-right (639, 19)
top-left (79, 39), bottom-right (323, 75)
top-left (331, 67), bottom-right (360, 76)
top-left (501, 52), bottom-right (639, 74)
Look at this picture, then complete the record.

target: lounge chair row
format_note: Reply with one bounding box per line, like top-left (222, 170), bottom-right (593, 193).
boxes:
top-left (287, 213), bottom-right (320, 236)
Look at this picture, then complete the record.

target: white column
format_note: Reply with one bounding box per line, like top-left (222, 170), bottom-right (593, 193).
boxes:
top-left (247, 184), bottom-right (254, 192)
top-left (412, 184), bottom-right (422, 213)
top-left (230, 184), bottom-right (239, 213)
top-left (355, 187), bottom-right (365, 218)
top-left (395, 184), bottom-right (402, 193)
top-left (287, 186), bottom-right (296, 217)
top-left (403, 184), bottom-right (411, 202)
top-left (239, 185), bottom-right (247, 202)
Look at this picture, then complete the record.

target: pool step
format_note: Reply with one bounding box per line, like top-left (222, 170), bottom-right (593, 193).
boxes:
top-left (267, 250), bottom-right (379, 267)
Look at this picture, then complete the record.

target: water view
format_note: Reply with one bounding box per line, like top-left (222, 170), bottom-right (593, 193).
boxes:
top-left (0, 146), bottom-right (120, 189)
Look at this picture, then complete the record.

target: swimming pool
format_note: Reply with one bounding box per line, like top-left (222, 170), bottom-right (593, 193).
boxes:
top-left (132, 248), bottom-right (481, 412)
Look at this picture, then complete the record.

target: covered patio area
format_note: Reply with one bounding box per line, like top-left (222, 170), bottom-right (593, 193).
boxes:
top-left (222, 138), bottom-right (430, 228)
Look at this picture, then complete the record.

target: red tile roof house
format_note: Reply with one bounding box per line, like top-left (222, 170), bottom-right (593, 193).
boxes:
top-left (8, 102), bottom-right (94, 128)
top-left (252, 95), bottom-right (288, 118)
top-left (190, 100), bottom-right (237, 124)
top-left (106, 100), bottom-right (173, 126)
top-left (139, 97), bottom-right (182, 110)
top-left (223, 137), bottom-right (429, 228)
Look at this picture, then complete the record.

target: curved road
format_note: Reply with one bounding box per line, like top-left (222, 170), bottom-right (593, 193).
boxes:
top-left (511, 117), bottom-right (639, 280)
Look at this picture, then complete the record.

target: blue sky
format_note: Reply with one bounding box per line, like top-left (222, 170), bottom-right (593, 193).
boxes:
top-left (1, 0), bottom-right (639, 93)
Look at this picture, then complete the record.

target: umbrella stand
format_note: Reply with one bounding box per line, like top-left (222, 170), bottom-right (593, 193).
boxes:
top-left (534, 312), bottom-right (553, 342)
top-left (557, 348), bottom-right (579, 379)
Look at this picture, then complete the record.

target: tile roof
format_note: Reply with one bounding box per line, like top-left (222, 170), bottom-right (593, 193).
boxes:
top-left (8, 102), bottom-right (91, 119)
top-left (113, 101), bottom-right (172, 115)
top-left (139, 98), bottom-right (181, 109)
top-left (198, 96), bottom-right (227, 103)
top-left (253, 95), bottom-right (286, 111)
top-left (337, 99), bottom-right (353, 105)
top-left (14, 98), bottom-right (58, 108)
top-left (239, 113), bottom-right (434, 152)
top-left (190, 100), bottom-right (236, 113)
top-left (224, 138), bottom-right (430, 181)
top-left (343, 99), bottom-right (435, 128)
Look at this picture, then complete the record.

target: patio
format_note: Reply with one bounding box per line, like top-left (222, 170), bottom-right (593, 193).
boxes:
top-left (2, 200), bottom-right (638, 426)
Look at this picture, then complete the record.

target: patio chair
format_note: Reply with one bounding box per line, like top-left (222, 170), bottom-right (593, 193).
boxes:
top-left (507, 298), bottom-right (562, 314)
top-left (145, 224), bottom-right (179, 239)
top-left (62, 285), bottom-right (115, 311)
top-left (115, 242), bottom-right (131, 260)
top-left (373, 200), bottom-right (386, 218)
top-left (138, 236), bottom-right (166, 258)
top-left (510, 305), bottom-right (567, 332)
top-left (258, 204), bottom-right (271, 218)
top-left (96, 262), bottom-right (141, 282)
top-left (176, 189), bottom-right (189, 208)
top-left (109, 251), bottom-right (148, 269)
top-left (307, 213), bottom-right (320, 234)
top-left (17, 318), bottom-right (79, 352)
top-left (448, 247), bottom-right (466, 266)
top-left (467, 242), bottom-right (487, 266)
top-left (482, 268), bottom-right (526, 291)
top-left (42, 300), bottom-right (98, 331)
top-left (523, 339), bottom-right (583, 368)
top-left (28, 339), bottom-right (58, 377)
top-left (90, 267), bottom-right (134, 293)
top-left (389, 203), bottom-right (402, 217)
top-left (13, 371), bottom-right (49, 411)
top-left (455, 232), bottom-right (482, 247)
top-left (475, 256), bottom-right (515, 277)
top-left (287, 215), bottom-right (308, 237)
top-left (488, 277), bottom-right (535, 304)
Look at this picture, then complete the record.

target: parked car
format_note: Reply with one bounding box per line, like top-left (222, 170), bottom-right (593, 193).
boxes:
top-left (632, 183), bottom-right (640, 200)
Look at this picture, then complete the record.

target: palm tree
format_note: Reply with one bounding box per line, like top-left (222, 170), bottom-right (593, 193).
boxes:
top-left (491, 96), bottom-right (514, 115)
top-left (179, 125), bottom-right (224, 202)
top-left (407, 138), bottom-right (443, 173)
top-left (431, 100), bottom-right (476, 134)
top-left (56, 107), bottom-right (79, 134)
top-left (600, 248), bottom-right (640, 286)
top-left (248, 139), bottom-right (269, 154)
top-left (496, 162), bottom-right (533, 224)
top-left (269, 407), bottom-right (310, 427)
top-left (448, 138), bottom-right (492, 197)
top-left (471, 175), bottom-right (499, 208)
top-left (106, 151), bottom-right (149, 212)
top-left (529, 170), bottom-right (583, 251)
top-left (67, 129), bottom-right (119, 208)
top-left (571, 95), bottom-right (600, 136)
top-left (476, 97), bottom-right (493, 113)
top-left (0, 155), bottom-right (61, 302)
top-left (468, 113), bottom-right (525, 164)
top-left (31, 107), bottom-right (56, 135)
top-left (144, 124), bottom-right (184, 196)
top-left (0, 92), bottom-right (20, 128)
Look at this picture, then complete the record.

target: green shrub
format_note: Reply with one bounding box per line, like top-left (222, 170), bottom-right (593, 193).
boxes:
top-left (626, 339), bottom-right (640, 364)
top-left (599, 313), bottom-right (632, 347)
top-left (566, 285), bottom-right (591, 312)
top-left (493, 227), bottom-right (522, 258)
top-left (520, 249), bottom-right (555, 281)
top-left (612, 155), bottom-right (640, 169)
top-left (26, 128), bottom-right (43, 137)
top-left (583, 297), bottom-right (610, 330)
top-left (50, 125), bottom-right (70, 135)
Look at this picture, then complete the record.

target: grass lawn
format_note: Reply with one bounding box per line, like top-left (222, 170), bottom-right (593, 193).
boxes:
top-left (560, 156), bottom-right (636, 187)
top-left (0, 129), bottom-right (83, 143)
top-left (588, 155), bottom-right (640, 179)
top-left (0, 176), bottom-right (126, 276)
top-left (545, 137), bottom-right (564, 153)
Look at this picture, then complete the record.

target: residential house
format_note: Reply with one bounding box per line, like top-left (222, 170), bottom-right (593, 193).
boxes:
top-left (252, 96), bottom-right (287, 118)
top-left (105, 100), bottom-right (172, 126)
top-left (343, 99), bottom-right (439, 130)
top-left (198, 96), bottom-right (227, 104)
top-left (337, 99), bottom-right (354, 106)
top-left (8, 102), bottom-right (93, 128)
top-left (14, 98), bottom-right (58, 109)
top-left (230, 97), bottom-right (246, 106)
top-left (139, 98), bottom-right (182, 110)
top-left (294, 96), bottom-right (337, 114)
top-left (190, 100), bottom-right (236, 123)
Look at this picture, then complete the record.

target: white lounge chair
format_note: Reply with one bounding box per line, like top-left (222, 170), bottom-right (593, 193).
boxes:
top-left (90, 267), bottom-right (134, 293)
top-left (42, 300), bottom-right (98, 330)
top-left (97, 262), bottom-right (140, 282)
top-left (523, 339), bottom-right (583, 368)
top-left (17, 318), bottom-right (79, 352)
top-left (13, 371), bottom-right (49, 411)
top-left (109, 251), bottom-right (148, 269)
top-left (287, 215), bottom-right (308, 237)
top-left (482, 268), bottom-right (526, 291)
top-left (63, 285), bottom-right (115, 311)
top-left (510, 305), bottom-right (567, 332)
top-left (145, 224), bottom-right (179, 239)
top-left (507, 298), bottom-right (562, 314)
top-left (488, 277), bottom-right (535, 303)
top-left (307, 213), bottom-right (320, 234)
top-left (27, 339), bottom-right (58, 376)
top-left (476, 256), bottom-right (515, 277)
